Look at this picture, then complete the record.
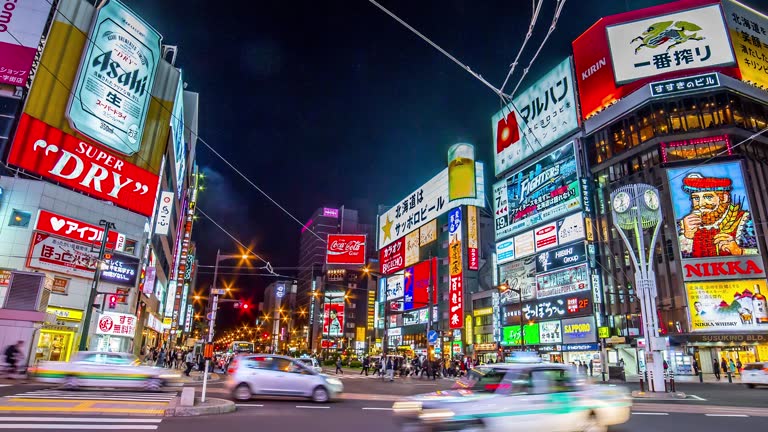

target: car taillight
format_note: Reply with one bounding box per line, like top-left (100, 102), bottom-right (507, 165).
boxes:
top-left (762, 367), bottom-right (768, 372)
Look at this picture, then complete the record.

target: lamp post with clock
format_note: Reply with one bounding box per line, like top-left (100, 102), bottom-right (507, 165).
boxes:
top-left (610, 184), bottom-right (666, 393)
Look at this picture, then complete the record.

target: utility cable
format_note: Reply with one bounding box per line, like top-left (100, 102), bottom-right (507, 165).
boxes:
top-left (498, 0), bottom-right (544, 96)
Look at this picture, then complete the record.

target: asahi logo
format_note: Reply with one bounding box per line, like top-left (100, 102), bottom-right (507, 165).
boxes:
top-left (91, 50), bottom-right (150, 97)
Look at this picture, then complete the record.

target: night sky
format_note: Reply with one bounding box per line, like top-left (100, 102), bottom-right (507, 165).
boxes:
top-left (123, 0), bottom-right (711, 331)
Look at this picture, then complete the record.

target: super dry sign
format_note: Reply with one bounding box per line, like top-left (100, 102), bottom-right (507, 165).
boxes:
top-left (9, 114), bottom-right (158, 216)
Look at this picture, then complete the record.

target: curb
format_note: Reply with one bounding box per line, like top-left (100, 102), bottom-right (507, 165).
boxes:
top-left (165, 397), bottom-right (236, 417)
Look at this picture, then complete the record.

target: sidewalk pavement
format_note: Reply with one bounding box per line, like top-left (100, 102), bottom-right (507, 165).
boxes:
top-left (585, 372), bottom-right (745, 384)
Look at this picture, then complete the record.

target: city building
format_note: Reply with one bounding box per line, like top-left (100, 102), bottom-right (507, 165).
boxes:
top-left (263, 280), bottom-right (297, 352)
top-left (574, 0), bottom-right (768, 375)
top-left (375, 144), bottom-right (488, 360)
top-left (0, 0), bottom-right (200, 360)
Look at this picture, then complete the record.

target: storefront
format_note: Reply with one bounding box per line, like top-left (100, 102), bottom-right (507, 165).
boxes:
top-left (141, 313), bottom-right (164, 351)
top-left (676, 334), bottom-right (768, 375)
top-left (35, 307), bottom-right (82, 363)
top-left (94, 311), bottom-right (137, 353)
top-left (474, 343), bottom-right (500, 363)
top-left (562, 343), bottom-right (601, 374)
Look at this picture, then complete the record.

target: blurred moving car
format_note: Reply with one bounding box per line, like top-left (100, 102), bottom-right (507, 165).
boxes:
top-left (226, 354), bottom-right (343, 403)
top-left (30, 351), bottom-right (180, 390)
top-left (742, 362), bottom-right (768, 388)
top-left (296, 356), bottom-right (322, 373)
top-left (393, 361), bottom-right (631, 432)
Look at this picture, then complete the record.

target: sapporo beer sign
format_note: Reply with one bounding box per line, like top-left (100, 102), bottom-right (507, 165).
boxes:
top-left (67, 0), bottom-right (162, 155)
top-left (9, 114), bottom-right (158, 216)
top-left (326, 234), bottom-right (366, 265)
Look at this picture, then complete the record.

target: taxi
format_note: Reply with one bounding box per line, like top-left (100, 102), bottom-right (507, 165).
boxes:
top-left (392, 356), bottom-right (631, 432)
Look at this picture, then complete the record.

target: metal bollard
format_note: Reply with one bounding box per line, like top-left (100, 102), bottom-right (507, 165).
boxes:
top-left (639, 377), bottom-right (645, 392)
top-left (699, 371), bottom-right (703, 383)
top-left (670, 371), bottom-right (676, 393)
top-left (728, 372), bottom-right (733, 383)
top-left (649, 370), bottom-right (655, 392)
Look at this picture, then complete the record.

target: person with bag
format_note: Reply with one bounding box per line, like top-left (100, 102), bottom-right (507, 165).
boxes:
top-left (3, 341), bottom-right (23, 378)
top-left (184, 350), bottom-right (196, 377)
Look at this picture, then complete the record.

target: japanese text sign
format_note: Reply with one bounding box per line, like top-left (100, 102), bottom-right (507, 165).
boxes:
top-left (379, 163), bottom-right (485, 249)
top-left (539, 320), bottom-right (562, 344)
top-left (649, 72), bottom-right (720, 97)
top-left (9, 114), bottom-right (159, 216)
top-left (326, 234), bottom-right (367, 265)
top-left (723, 0), bottom-right (768, 90)
top-left (386, 273), bottom-right (404, 301)
top-left (467, 206), bottom-right (479, 270)
top-left (405, 230), bottom-right (420, 267)
top-left (96, 311), bottom-right (137, 337)
top-left (28, 232), bottom-right (99, 279)
top-left (35, 209), bottom-right (126, 251)
top-left (155, 191), bottom-right (174, 235)
top-left (685, 279), bottom-right (768, 332)
top-left (495, 142), bottom-right (581, 237)
top-left (449, 208), bottom-right (463, 329)
top-left (419, 219), bottom-right (437, 246)
top-left (379, 237), bottom-right (405, 275)
top-left (536, 263), bottom-right (590, 299)
top-left (536, 241), bottom-right (587, 273)
top-left (607, 4), bottom-right (735, 85)
top-left (498, 256), bottom-right (537, 305)
top-left (101, 254), bottom-right (140, 286)
top-left (493, 57), bottom-right (579, 176)
top-left (0, 0), bottom-right (52, 86)
top-left (67, 0), bottom-right (162, 155)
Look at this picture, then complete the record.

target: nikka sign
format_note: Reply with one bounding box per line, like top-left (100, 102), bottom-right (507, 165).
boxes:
top-left (9, 114), bottom-right (158, 216)
top-left (326, 234), bottom-right (367, 265)
top-left (682, 255), bottom-right (766, 282)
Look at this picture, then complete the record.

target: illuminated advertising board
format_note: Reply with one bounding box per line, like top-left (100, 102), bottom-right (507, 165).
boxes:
top-left (498, 256), bottom-right (536, 305)
top-left (9, 115), bottom-right (159, 216)
top-left (27, 232), bottom-right (98, 279)
top-left (723, 0), bottom-right (768, 90)
top-left (503, 290), bottom-right (592, 324)
top-left (35, 209), bottom-right (126, 251)
top-left (667, 161), bottom-right (763, 281)
top-left (496, 239), bottom-right (515, 265)
top-left (386, 273), bottom-right (405, 301)
top-left (405, 230), bottom-right (420, 267)
top-left (379, 237), bottom-right (405, 274)
top-left (379, 163), bottom-right (485, 249)
top-left (686, 279), bottom-right (768, 332)
top-left (101, 254), bottom-right (140, 286)
top-left (96, 312), bottom-right (136, 337)
top-left (539, 320), bottom-right (562, 344)
top-left (501, 323), bottom-right (540, 346)
top-left (572, 0), bottom-right (741, 120)
top-left (171, 73), bottom-right (187, 194)
top-left (448, 208), bottom-right (464, 329)
top-left (467, 206), bottom-right (479, 270)
top-left (323, 300), bottom-right (345, 337)
top-left (326, 234), bottom-right (367, 265)
top-left (536, 242), bottom-right (587, 273)
top-left (561, 316), bottom-right (597, 344)
top-left (536, 263), bottom-right (589, 299)
top-left (495, 142), bottom-right (581, 236)
top-left (68, 0), bottom-right (162, 155)
top-left (606, 4), bottom-right (734, 85)
top-left (492, 58), bottom-right (579, 176)
top-left (403, 259), bottom-right (437, 311)
top-left (0, 0), bottom-right (52, 86)
top-left (419, 219), bottom-right (437, 246)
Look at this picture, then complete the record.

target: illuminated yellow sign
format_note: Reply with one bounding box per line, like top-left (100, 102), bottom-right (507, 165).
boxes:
top-left (46, 307), bottom-right (83, 322)
top-left (473, 307), bottom-right (493, 316)
top-left (686, 279), bottom-right (768, 332)
top-left (723, 0), bottom-right (768, 90)
top-left (598, 326), bottom-right (610, 339)
top-left (465, 315), bottom-right (473, 345)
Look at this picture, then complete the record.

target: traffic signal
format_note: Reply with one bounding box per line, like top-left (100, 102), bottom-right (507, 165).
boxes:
top-left (108, 295), bottom-right (117, 309)
top-left (242, 303), bottom-right (249, 310)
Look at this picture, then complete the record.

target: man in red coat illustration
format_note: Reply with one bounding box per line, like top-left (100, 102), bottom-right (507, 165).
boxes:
top-left (678, 173), bottom-right (757, 258)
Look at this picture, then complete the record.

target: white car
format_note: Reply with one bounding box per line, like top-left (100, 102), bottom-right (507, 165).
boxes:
top-left (393, 362), bottom-right (631, 432)
top-left (296, 356), bottom-right (323, 373)
top-left (226, 354), bottom-right (343, 403)
top-left (31, 351), bottom-right (180, 390)
top-left (742, 362), bottom-right (768, 388)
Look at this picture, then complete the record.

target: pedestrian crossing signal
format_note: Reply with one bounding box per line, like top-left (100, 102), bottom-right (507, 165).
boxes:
top-left (108, 295), bottom-right (117, 309)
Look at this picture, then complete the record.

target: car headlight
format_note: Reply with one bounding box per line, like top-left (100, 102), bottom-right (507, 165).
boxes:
top-left (393, 401), bottom-right (423, 415)
top-left (326, 378), bottom-right (342, 386)
top-left (419, 409), bottom-right (455, 422)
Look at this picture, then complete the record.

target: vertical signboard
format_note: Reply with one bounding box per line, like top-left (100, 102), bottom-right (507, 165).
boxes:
top-left (448, 208), bottom-right (463, 329)
top-left (380, 237), bottom-right (405, 275)
top-left (0, 0), bottom-right (52, 86)
top-left (405, 230), bottom-right (420, 267)
top-left (171, 73), bottom-right (187, 195)
top-left (67, 0), bottom-right (162, 155)
top-left (323, 299), bottom-right (345, 337)
top-left (492, 58), bottom-right (579, 176)
top-left (155, 191), bottom-right (175, 235)
top-left (722, 0), bottom-right (768, 90)
top-left (467, 206), bottom-right (479, 270)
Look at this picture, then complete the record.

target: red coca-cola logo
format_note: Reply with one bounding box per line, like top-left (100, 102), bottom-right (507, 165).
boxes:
top-left (326, 234), bottom-right (366, 264)
top-left (98, 316), bottom-right (114, 332)
top-left (328, 240), bottom-right (364, 255)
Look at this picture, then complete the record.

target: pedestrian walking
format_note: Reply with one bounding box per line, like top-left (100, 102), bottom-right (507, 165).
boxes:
top-left (386, 357), bottom-right (394, 382)
top-left (712, 358), bottom-right (721, 380)
top-left (335, 358), bottom-right (343, 375)
top-left (720, 358), bottom-right (728, 376)
top-left (692, 359), bottom-right (699, 376)
top-left (361, 357), bottom-right (370, 376)
top-left (589, 359), bottom-right (594, 377)
top-left (184, 350), bottom-right (195, 377)
top-left (156, 348), bottom-right (166, 368)
top-left (736, 359), bottom-right (743, 375)
top-left (729, 359), bottom-right (736, 377)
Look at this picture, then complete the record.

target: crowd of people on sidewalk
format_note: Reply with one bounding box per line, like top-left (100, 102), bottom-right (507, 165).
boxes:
top-left (140, 346), bottom-right (203, 377)
top-left (339, 355), bottom-right (480, 381)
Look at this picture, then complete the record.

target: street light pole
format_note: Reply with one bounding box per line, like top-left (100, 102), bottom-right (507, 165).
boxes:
top-left (201, 249), bottom-right (220, 403)
top-left (79, 220), bottom-right (114, 352)
top-left (610, 184), bottom-right (665, 393)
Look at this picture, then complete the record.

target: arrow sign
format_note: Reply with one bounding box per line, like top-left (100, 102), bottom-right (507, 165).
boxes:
top-left (427, 330), bottom-right (438, 344)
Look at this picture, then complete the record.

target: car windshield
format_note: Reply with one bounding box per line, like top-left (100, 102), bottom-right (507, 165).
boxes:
top-left (455, 367), bottom-right (511, 393)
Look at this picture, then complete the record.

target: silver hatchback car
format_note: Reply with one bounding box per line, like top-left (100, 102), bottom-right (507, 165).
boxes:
top-left (226, 354), bottom-right (343, 403)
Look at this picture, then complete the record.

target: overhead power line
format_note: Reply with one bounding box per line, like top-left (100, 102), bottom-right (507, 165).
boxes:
top-left (498, 0), bottom-right (544, 96)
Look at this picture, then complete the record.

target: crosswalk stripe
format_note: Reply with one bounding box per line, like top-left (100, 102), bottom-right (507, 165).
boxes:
top-left (5, 391), bottom-right (176, 402)
top-left (0, 418), bottom-right (162, 423)
top-left (0, 424), bottom-right (158, 430)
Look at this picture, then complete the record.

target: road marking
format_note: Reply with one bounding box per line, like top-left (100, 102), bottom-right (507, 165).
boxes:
top-left (0, 425), bottom-right (158, 430)
top-left (632, 412), bottom-right (668, 416)
top-left (688, 395), bottom-right (707, 401)
top-left (235, 404), bottom-right (264, 407)
top-left (295, 405), bottom-right (330, 409)
top-left (0, 406), bottom-right (165, 414)
top-left (705, 414), bottom-right (749, 417)
top-left (362, 407), bottom-right (393, 411)
top-left (8, 398), bottom-right (167, 406)
top-left (0, 418), bottom-right (162, 423)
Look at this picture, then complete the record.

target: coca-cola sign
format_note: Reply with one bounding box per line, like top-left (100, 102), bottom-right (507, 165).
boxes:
top-left (326, 234), bottom-right (367, 265)
top-left (8, 114), bottom-right (159, 216)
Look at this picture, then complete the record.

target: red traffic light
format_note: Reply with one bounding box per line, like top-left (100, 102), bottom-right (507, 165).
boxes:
top-left (108, 295), bottom-right (117, 309)
top-left (242, 303), bottom-right (249, 309)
